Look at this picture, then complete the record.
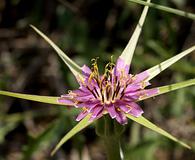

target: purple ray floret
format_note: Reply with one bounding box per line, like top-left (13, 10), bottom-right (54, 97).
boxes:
top-left (58, 58), bottom-right (159, 125)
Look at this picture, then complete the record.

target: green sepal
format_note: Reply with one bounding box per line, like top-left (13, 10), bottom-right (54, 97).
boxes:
top-left (139, 78), bottom-right (195, 101)
top-left (0, 90), bottom-right (61, 105)
top-left (30, 25), bottom-right (83, 77)
top-left (126, 115), bottom-right (191, 149)
top-left (120, 0), bottom-right (151, 66)
top-left (51, 115), bottom-right (92, 156)
top-left (146, 45), bottom-right (195, 81)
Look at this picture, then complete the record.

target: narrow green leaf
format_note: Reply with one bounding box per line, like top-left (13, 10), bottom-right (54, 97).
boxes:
top-left (51, 115), bottom-right (92, 156)
top-left (30, 25), bottom-right (83, 77)
top-left (128, 0), bottom-right (195, 20)
top-left (0, 90), bottom-right (61, 105)
top-left (126, 115), bottom-right (191, 149)
top-left (120, 0), bottom-right (151, 66)
top-left (139, 78), bottom-right (195, 101)
top-left (146, 45), bottom-right (195, 81)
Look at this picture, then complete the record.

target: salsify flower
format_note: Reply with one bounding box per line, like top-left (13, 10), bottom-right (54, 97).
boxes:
top-left (0, 0), bottom-right (195, 156)
top-left (58, 58), bottom-right (158, 125)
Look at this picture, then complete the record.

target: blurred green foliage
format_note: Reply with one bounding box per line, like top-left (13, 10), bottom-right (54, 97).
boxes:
top-left (0, 0), bottom-right (195, 159)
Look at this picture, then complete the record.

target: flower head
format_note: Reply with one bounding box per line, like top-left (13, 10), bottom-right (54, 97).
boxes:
top-left (58, 58), bottom-right (158, 125)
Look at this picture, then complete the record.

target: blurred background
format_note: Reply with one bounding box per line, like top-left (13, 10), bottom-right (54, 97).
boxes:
top-left (0, 0), bottom-right (195, 159)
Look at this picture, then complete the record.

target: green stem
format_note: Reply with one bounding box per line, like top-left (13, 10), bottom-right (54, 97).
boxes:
top-left (103, 137), bottom-right (122, 160)
top-left (96, 115), bottom-right (125, 160)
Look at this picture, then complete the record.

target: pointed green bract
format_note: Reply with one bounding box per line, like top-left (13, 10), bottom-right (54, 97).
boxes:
top-left (126, 115), bottom-right (191, 149)
top-left (120, 0), bottom-right (151, 66)
top-left (146, 45), bottom-right (195, 81)
top-left (30, 25), bottom-right (83, 77)
top-left (158, 78), bottom-right (195, 94)
top-left (139, 78), bottom-right (195, 101)
top-left (128, 0), bottom-right (195, 20)
top-left (51, 115), bottom-right (92, 156)
top-left (0, 90), bottom-right (61, 105)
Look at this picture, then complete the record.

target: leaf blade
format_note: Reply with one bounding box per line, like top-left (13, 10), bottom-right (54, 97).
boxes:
top-left (0, 90), bottom-right (61, 105)
top-left (126, 115), bottom-right (191, 149)
top-left (120, 0), bottom-right (151, 66)
top-left (146, 45), bottom-right (195, 81)
top-left (128, 0), bottom-right (195, 20)
top-left (51, 115), bottom-right (92, 156)
top-left (30, 25), bottom-right (83, 77)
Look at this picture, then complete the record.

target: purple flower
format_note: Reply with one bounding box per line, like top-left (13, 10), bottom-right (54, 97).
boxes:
top-left (58, 58), bottom-right (159, 125)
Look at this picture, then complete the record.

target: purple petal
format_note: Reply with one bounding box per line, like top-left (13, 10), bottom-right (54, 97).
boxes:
top-left (145, 88), bottom-right (159, 97)
top-left (116, 58), bottom-right (130, 73)
top-left (76, 111), bottom-right (88, 121)
top-left (127, 102), bottom-right (143, 117)
top-left (125, 89), bottom-right (149, 99)
top-left (57, 97), bottom-right (74, 105)
top-left (119, 105), bottom-right (132, 113)
top-left (89, 109), bottom-right (104, 122)
top-left (76, 100), bottom-right (100, 110)
top-left (82, 65), bottom-right (92, 77)
top-left (133, 71), bottom-right (149, 83)
top-left (90, 105), bottom-right (103, 118)
top-left (127, 88), bottom-right (159, 100)
top-left (145, 81), bottom-right (151, 86)
top-left (125, 84), bottom-right (141, 93)
top-left (74, 94), bottom-right (94, 102)
top-left (123, 94), bottom-right (140, 101)
top-left (72, 88), bottom-right (91, 96)
top-left (114, 58), bottom-right (130, 76)
top-left (106, 104), bottom-right (117, 119)
top-left (84, 78), bottom-right (99, 90)
top-left (115, 111), bottom-right (128, 125)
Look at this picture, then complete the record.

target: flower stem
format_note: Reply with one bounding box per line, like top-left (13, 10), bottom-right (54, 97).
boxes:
top-left (103, 137), bottom-right (122, 160)
top-left (96, 115), bottom-right (125, 160)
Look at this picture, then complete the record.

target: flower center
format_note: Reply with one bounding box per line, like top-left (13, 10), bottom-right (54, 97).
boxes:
top-left (86, 59), bottom-right (130, 105)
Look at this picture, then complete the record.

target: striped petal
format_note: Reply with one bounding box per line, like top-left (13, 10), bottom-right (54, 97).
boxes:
top-left (127, 102), bottom-right (143, 117)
